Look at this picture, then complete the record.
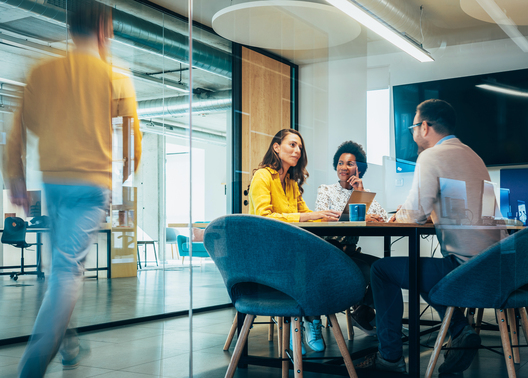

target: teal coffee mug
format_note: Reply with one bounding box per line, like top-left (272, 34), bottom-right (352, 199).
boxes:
top-left (349, 204), bottom-right (366, 222)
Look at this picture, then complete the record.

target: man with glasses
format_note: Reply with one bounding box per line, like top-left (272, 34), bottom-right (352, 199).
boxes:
top-left (366, 99), bottom-right (505, 374)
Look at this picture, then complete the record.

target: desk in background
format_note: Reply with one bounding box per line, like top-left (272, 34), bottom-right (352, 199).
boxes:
top-left (0, 228), bottom-right (112, 279)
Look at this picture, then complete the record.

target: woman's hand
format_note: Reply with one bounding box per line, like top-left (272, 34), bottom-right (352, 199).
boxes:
top-left (366, 214), bottom-right (385, 223)
top-left (300, 210), bottom-right (341, 222)
top-left (347, 175), bottom-right (364, 191)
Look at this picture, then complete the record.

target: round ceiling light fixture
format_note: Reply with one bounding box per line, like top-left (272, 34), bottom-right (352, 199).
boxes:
top-left (212, 1), bottom-right (362, 50)
top-left (460, 0), bottom-right (528, 25)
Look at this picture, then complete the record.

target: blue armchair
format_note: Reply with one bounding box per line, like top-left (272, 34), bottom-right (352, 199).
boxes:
top-left (426, 228), bottom-right (528, 378)
top-left (176, 234), bottom-right (209, 264)
top-left (204, 214), bottom-right (366, 378)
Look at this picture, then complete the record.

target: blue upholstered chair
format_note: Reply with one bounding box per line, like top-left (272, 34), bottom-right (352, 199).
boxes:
top-left (203, 214), bottom-right (366, 378)
top-left (426, 228), bottom-right (528, 378)
top-left (176, 234), bottom-right (209, 264)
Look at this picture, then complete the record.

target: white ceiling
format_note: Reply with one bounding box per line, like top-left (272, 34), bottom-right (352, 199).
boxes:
top-left (150, 0), bottom-right (528, 64)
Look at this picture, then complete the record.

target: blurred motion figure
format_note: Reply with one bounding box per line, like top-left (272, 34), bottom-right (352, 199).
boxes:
top-left (5, 1), bottom-right (142, 376)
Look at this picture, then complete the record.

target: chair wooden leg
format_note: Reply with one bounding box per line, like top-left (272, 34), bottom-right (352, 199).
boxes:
top-left (282, 318), bottom-right (291, 378)
top-left (171, 244), bottom-right (174, 259)
top-left (269, 316), bottom-right (274, 342)
top-left (345, 308), bottom-right (354, 340)
top-left (292, 317), bottom-right (303, 378)
top-left (225, 314), bottom-right (255, 378)
top-left (519, 308), bottom-right (528, 345)
top-left (328, 314), bottom-right (358, 378)
top-left (507, 308), bottom-right (521, 364)
top-left (497, 309), bottom-right (517, 378)
top-left (223, 313), bottom-right (238, 351)
top-left (426, 306), bottom-right (454, 378)
top-left (475, 308), bottom-right (484, 335)
top-left (278, 317), bottom-right (283, 357)
top-left (325, 316), bottom-right (329, 328)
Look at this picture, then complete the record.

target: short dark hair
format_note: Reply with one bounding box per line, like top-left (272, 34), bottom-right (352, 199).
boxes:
top-left (69, 0), bottom-right (112, 38)
top-left (416, 99), bottom-right (456, 135)
top-left (332, 141), bottom-right (368, 178)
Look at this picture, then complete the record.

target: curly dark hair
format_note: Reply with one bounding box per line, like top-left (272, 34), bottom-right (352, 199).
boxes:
top-left (332, 141), bottom-right (368, 178)
top-left (256, 129), bottom-right (309, 194)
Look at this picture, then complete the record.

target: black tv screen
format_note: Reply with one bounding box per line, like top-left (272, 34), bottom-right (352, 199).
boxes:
top-left (393, 68), bottom-right (528, 168)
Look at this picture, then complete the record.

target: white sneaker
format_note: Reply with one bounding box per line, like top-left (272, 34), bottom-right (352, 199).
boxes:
top-left (290, 321), bottom-right (306, 355)
top-left (304, 319), bottom-right (325, 352)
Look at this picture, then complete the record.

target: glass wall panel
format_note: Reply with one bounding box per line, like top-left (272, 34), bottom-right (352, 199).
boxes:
top-left (0, 0), bottom-right (232, 349)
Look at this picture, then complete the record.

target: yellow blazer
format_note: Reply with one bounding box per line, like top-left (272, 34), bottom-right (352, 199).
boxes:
top-left (248, 167), bottom-right (312, 222)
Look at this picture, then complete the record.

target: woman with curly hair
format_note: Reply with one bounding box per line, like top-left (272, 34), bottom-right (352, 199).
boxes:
top-left (315, 140), bottom-right (388, 338)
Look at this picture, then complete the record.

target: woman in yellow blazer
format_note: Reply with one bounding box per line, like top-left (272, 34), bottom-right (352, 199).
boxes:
top-left (248, 128), bottom-right (340, 354)
top-left (249, 129), bottom-right (340, 222)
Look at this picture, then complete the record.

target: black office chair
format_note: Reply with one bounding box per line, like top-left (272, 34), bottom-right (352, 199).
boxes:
top-left (1, 217), bottom-right (43, 281)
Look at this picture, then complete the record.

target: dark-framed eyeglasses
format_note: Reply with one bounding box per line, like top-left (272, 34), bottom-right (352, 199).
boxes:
top-left (408, 122), bottom-right (422, 136)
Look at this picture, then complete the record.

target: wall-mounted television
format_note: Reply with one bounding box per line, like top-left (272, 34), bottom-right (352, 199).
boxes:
top-left (393, 68), bottom-right (528, 170)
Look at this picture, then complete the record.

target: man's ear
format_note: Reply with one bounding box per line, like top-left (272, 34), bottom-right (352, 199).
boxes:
top-left (421, 122), bottom-right (431, 137)
top-left (273, 142), bottom-right (280, 154)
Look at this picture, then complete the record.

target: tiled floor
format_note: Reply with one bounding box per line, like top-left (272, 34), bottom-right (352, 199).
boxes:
top-left (1, 307), bottom-right (528, 377)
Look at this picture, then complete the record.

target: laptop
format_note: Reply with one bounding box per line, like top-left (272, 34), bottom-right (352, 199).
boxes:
top-left (338, 191), bottom-right (376, 221)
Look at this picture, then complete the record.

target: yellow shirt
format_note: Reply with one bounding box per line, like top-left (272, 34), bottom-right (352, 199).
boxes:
top-left (248, 167), bottom-right (312, 222)
top-left (6, 53), bottom-right (142, 189)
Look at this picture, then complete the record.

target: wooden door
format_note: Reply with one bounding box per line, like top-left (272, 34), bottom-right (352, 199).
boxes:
top-left (241, 47), bottom-right (292, 213)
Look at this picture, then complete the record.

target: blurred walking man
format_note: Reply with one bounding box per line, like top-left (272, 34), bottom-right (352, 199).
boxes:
top-left (6, 1), bottom-right (142, 376)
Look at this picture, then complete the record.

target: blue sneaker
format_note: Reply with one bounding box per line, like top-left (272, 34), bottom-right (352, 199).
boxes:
top-left (290, 321), bottom-right (306, 355)
top-left (304, 319), bottom-right (325, 352)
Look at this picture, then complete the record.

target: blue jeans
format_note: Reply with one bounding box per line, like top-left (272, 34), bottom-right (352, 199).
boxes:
top-left (371, 255), bottom-right (467, 361)
top-left (18, 184), bottom-right (109, 378)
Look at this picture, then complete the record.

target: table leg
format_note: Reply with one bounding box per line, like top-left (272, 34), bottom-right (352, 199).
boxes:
top-left (384, 235), bottom-right (391, 257)
top-left (107, 230), bottom-right (112, 278)
top-left (408, 228), bottom-right (420, 376)
top-left (37, 232), bottom-right (42, 275)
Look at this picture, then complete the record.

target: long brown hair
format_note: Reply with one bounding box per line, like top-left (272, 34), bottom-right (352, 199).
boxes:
top-left (256, 129), bottom-right (309, 194)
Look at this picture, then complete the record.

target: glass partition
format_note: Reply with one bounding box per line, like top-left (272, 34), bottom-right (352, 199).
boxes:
top-left (0, 0), bottom-right (231, 347)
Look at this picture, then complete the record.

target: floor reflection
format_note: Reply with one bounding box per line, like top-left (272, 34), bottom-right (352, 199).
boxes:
top-left (0, 261), bottom-right (230, 340)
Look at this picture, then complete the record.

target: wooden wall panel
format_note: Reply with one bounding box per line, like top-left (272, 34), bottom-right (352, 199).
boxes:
top-left (241, 47), bottom-right (292, 213)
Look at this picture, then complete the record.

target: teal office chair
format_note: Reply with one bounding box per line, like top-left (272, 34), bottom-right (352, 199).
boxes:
top-left (426, 228), bottom-right (528, 378)
top-left (176, 234), bottom-right (209, 264)
top-left (166, 228), bottom-right (179, 260)
top-left (203, 214), bottom-right (366, 378)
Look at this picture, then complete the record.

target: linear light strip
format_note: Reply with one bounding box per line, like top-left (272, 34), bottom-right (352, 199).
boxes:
top-left (476, 84), bottom-right (528, 98)
top-left (326, 0), bottom-right (434, 62)
top-left (476, 0), bottom-right (528, 53)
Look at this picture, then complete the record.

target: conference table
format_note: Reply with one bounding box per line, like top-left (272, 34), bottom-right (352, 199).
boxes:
top-left (175, 219), bottom-right (521, 376)
top-left (294, 221), bottom-right (435, 376)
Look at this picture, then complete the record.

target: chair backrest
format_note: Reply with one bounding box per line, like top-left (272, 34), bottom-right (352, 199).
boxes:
top-left (430, 227), bottom-right (528, 309)
top-left (166, 228), bottom-right (178, 243)
top-left (203, 214), bottom-right (366, 317)
top-left (2, 217), bottom-right (28, 247)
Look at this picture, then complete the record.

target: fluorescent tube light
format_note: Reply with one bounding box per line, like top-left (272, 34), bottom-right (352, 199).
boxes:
top-left (325, 0), bottom-right (434, 62)
top-left (165, 85), bottom-right (189, 93)
top-left (0, 77), bottom-right (26, 87)
top-left (476, 84), bottom-right (528, 98)
top-left (476, 0), bottom-right (528, 53)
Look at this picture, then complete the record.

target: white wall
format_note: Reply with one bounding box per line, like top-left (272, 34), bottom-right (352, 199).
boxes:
top-left (299, 37), bottom-right (528, 258)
